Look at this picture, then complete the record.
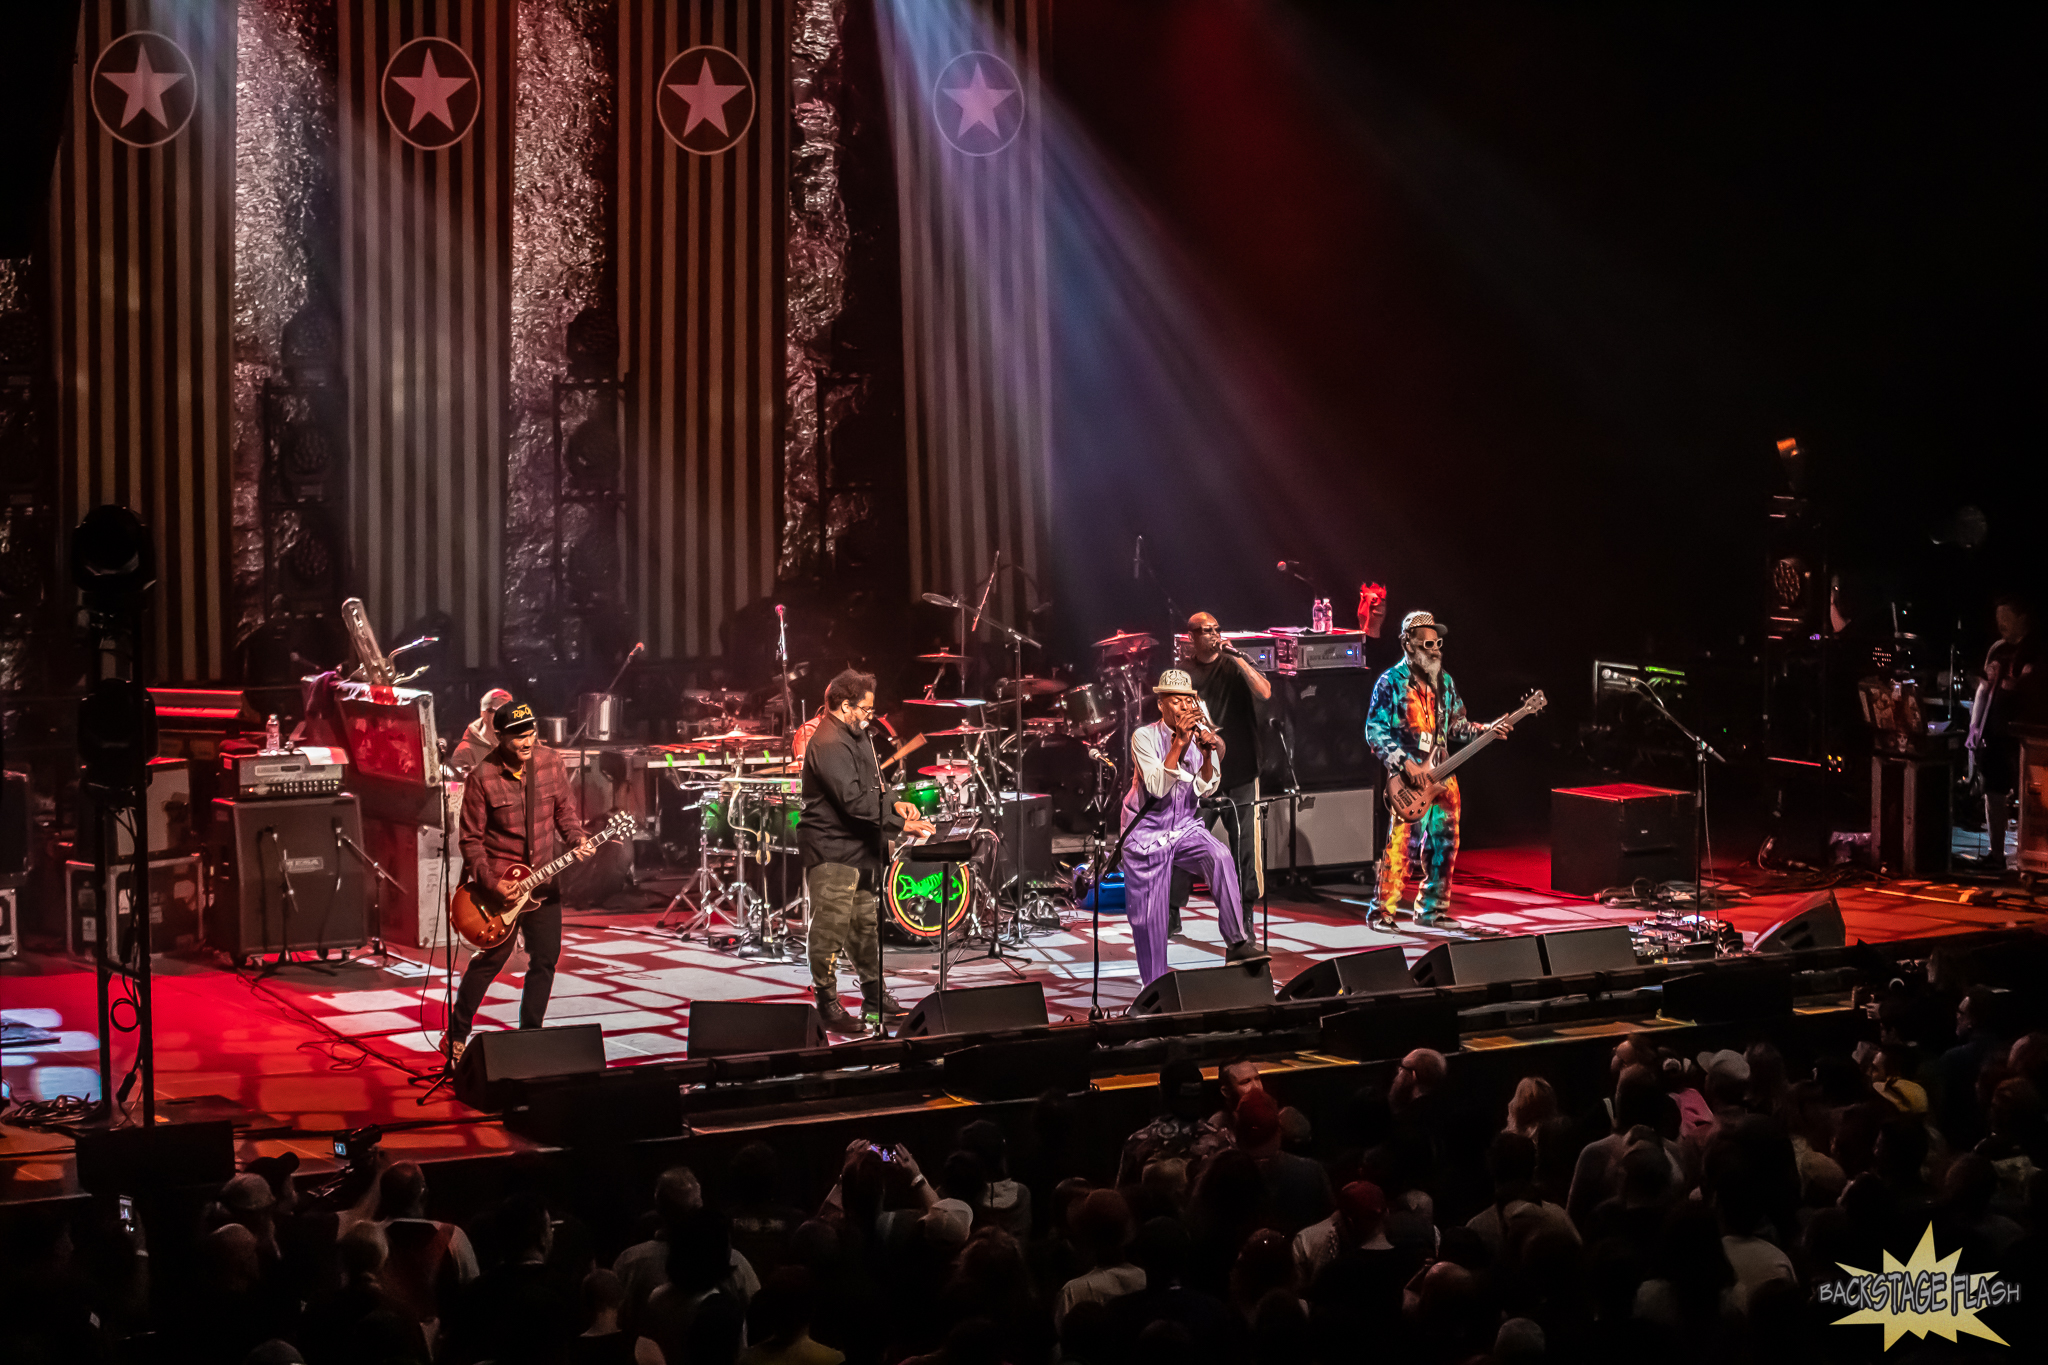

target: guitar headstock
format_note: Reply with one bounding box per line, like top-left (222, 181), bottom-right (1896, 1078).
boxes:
top-left (1518, 689), bottom-right (1548, 719)
top-left (599, 810), bottom-right (638, 843)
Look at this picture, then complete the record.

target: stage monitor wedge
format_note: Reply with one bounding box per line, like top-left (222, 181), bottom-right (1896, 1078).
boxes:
top-left (900, 982), bottom-right (1049, 1037)
top-left (1537, 926), bottom-right (1639, 976)
top-left (1409, 935), bottom-right (1544, 988)
top-left (688, 1000), bottom-right (822, 1058)
top-left (1129, 960), bottom-right (1274, 1016)
top-left (454, 1024), bottom-right (606, 1111)
top-left (1278, 947), bottom-right (1413, 1000)
top-left (1754, 891), bottom-right (1844, 953)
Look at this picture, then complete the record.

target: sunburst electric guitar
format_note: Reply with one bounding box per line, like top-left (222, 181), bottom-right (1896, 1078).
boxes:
top-left (448, 810), bottom-right (636, 950)
top-left (1384, 690), bottom-right (1548, 822)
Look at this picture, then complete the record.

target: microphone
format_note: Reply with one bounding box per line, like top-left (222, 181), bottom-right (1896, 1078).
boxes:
top-left (774, 605), bottom-right (784, 620)
top-left (1221, 641), bottom-right (1247, 659)
top-left (1132, 535), bottom-right (1144, 581)
top-left (1276, 560), bottom-right (1309, 574)
top-left (630, 640), bottom-right (646, 656)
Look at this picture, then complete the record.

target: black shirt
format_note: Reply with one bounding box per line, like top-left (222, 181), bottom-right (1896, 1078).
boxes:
top-left (1977, 632), bottom-right (2045, 741)
top-left (798, 711), bottom-right (907, 876)
top-left (1183, 655), bottom-right (1259, 789)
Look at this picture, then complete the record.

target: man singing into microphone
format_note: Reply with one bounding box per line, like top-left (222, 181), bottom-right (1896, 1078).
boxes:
top-left (1166, 613), bottom-right (1270, 935)
top-left (1123, 669), bottom-right (1262, 988)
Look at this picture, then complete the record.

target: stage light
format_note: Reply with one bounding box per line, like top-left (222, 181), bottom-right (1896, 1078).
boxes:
top-left (77, 676), bottom-right (158, 795)
top-left (70, 505), bottom-right (156, 612)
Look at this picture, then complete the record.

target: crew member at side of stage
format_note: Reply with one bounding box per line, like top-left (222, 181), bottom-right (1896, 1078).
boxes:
top-left (1364, 612), bottom-right (1510, 929)
top-left (448, 700), bottom-right (595, 1061)
top-left (1123, 669), bottom-right (1260, 987)
top-left (1966, 594), bottom-right (2042, 871)
top-left (800, 670), bottom-right (936, 1034)
top-left (448, 686), bottom-right (515, 775)
top-left (1167, 613), bottom-right (1270, 935)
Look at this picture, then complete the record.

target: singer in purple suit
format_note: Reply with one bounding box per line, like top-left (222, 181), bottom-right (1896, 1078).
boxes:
top-left (1121, 669), bottom-right (1263, 987)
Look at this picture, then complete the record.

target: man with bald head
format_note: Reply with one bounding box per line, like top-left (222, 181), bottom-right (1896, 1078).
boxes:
top-left (1167, 612), bottom-right (1271, 934)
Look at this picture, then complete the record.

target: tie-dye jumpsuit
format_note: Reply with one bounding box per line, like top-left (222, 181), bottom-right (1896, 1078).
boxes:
top-left (1365, 661), bottom-right (1482, 919)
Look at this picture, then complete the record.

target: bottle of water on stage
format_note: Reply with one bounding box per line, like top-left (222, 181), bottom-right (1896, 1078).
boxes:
top-left (265, 713), bottom-right (282, 753)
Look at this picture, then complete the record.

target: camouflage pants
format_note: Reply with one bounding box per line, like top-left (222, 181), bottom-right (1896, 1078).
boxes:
top-left (805, 861), bottom-right (880, 995)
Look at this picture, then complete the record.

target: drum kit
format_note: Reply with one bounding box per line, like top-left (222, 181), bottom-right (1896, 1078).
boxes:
top-left (654, 725), bottom-right (809, 958)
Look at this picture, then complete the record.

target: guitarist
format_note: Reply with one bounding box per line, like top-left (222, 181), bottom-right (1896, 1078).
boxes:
top-left (448, 699), bottom-right (596, 1062)
top-left (1364, 613), bottom-right (1512, 930)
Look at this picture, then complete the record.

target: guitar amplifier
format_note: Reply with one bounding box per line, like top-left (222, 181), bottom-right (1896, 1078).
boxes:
top-left (1272, 629), bottom-right (1367, 674)
top-left (208, 795), bottom-right (368, 960)
top-left (223, 746), bottom-right (348, 800)
top-left (1550, 784), bottom-right (1695, 895)
top-left (1175, 632), bottom-right (1278, 672)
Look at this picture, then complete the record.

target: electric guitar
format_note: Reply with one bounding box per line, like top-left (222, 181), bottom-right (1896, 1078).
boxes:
top-left (448, 810), bottom-right (635, 949)
top-left (1384, 689), bottom-right (1547, 822)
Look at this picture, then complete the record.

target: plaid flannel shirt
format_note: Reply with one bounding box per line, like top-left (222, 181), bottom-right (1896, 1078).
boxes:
top-left (459, 743), bottom-right (588, 887)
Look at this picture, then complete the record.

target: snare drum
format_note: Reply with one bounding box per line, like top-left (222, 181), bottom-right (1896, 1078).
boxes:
top-left (1061, 684), bottom-right (1116, 737)
top-left (883, 855), bottom-right (973, 941)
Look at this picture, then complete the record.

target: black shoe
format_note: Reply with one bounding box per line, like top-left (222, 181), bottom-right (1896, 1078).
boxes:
top-left (1369, 911), bottom-right (1399, 931)
top-left (815, 987), bottom-right (862, 1035)
top-left (1224, 939), bottom-right (1269, 965)
top-left (863, 983), bottom-right (909, 1021)
top-left (1168, 911), bottom-right (1184, 934)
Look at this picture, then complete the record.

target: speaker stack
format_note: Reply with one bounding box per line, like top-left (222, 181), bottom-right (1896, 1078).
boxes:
top-left (207, 793), bottom-right (368, 962)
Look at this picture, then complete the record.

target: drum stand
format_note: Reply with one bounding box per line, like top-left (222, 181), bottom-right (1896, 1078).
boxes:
top-left (662, 847), bottom-right (749, 942)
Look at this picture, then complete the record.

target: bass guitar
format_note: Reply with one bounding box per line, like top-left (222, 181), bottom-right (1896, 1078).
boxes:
top-left (1384, 690), bottom-right (1547, 822)
top-left (448, 810), bottom-right (636, 949)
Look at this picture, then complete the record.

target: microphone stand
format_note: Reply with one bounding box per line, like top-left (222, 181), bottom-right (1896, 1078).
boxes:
top-left (1268, 716), bottom-right (1320, 901)
top-left (1626, 677), bottom-right (1727, 927)
top-left (565, 642), bottom-right (645, 895)
top-left (335, 820), bottom-right (404, 965)
top-left (972, 608), bottom-right (1037, 962)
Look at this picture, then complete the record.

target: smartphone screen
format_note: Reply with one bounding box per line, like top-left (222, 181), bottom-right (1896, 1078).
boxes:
top-left (333, 1138), bottom-right (349, 1158)
top-left (118, 1195), bottom-right (135, 1233)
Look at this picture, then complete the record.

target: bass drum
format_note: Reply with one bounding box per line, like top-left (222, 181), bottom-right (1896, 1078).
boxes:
top-left (882, 855), bottom-right (973, 943)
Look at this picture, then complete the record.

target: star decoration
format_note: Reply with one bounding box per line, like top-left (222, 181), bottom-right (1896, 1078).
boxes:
top-left (942, 62), bottom-right (1015, 138)
top-left (669, 59), bottom-right (745, 136)
top-left (100, 46), bottom-right (186, 130)
top-left (393, 49), bottom-right (471, 132)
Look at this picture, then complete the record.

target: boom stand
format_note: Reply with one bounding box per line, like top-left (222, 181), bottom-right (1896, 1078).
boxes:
top-left (1626, 677), bottom-right (1728, 928)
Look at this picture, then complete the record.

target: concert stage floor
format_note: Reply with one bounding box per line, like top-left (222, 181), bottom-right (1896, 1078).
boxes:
top-left (5, 845), bottom-right (2045, 1204)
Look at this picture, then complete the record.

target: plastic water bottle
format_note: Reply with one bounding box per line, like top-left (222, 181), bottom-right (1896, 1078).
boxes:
top-left (265, 714), bottom-right (282, 753)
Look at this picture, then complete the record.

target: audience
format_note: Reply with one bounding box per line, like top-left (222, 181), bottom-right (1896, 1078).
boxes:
top-left (14, 953), bottom-right (2047, 1365)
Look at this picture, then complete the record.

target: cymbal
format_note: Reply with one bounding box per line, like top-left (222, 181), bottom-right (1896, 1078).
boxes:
top-left (922, 592), bottom-right (967, 610)
top-left (996, 676), bottom-right (1067, 698)
top-left (918, 762), bottom-right (977, 778)
top-left (916, 651), bottom-right (968, 663)
top-left (922, 724), bottom-right (998, 738)
top-left (681, 727), bottom-right (778, 751)
top-left (1094, 630), bottom-right (1158, 655)
top-left (910, 696), bottom-right (985, 708)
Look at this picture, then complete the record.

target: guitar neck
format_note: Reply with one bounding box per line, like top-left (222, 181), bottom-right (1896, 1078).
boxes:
top-left (523, 825), bottom-right (622, 889)
top-left (1430, 700), bottom-right (1538, 782)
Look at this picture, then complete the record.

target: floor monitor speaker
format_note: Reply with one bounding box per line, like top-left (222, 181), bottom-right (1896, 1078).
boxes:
top-left (687, 1000), bottom-right (823, 1057)
top-left (1754, 891), bottom-right (1844, 952)
top-left (454, 1023), bottom-right (606, 1110)
top-left (1277, 947), bottom-right (1413, 1000)
top-left (1537, 925), bottom-right (1639, 976)
top-left (1409, 935), bottom-right (1543, 987)
top-left (76, 1120), bottom-right (236, 1194)
top-left (900, 982), bottom-right (1049, 1037)
top-left (1128, 959), bottom-right (1273, 1016)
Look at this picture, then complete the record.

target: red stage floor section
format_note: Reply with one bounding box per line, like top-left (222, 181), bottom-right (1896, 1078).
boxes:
top-left (5, 844), bottom-right (2043, 1202)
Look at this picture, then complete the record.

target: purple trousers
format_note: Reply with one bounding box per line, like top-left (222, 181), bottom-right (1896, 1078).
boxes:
top-left (1122, 812), bottom-right (1248, 987)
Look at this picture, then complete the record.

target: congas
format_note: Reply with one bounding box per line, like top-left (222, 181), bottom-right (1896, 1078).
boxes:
top-left (883, 855), bottom-right (973, 942)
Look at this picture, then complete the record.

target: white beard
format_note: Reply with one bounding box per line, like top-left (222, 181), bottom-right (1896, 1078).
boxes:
top-left (1407, 649), bottom-right (1442, 681)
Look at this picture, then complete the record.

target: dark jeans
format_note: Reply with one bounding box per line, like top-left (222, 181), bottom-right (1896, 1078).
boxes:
top-left (1169, 779), bottom-right (1260, 918)
top-left (449, 899), bottom-right (562, 1041)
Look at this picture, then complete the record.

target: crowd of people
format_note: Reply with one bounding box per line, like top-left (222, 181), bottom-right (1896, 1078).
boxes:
top-left (3, 965), bottom-right (2044, 1364)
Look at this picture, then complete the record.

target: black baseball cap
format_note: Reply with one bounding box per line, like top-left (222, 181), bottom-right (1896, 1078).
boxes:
top-left (493, 699), bottom-right (538, 737)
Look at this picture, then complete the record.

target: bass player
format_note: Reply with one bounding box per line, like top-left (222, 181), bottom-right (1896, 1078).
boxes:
top-left (1363, 612), bottom-right (1512, 930)
top-left (448, 699), bottom-right (595, 1062)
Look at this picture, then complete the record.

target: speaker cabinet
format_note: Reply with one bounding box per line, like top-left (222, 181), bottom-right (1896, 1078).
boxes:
top-left (1128, 959), bottom-right (1273, 1016)
top-left (454, 1023), bottom-right (607, 1110)
top-left (1262, 787), bottom-right (1377, 871)
top-left (1278, 947), bottom-right (1413, 1000)
top-left (509, 1072), bottom-right (684, 1144)
top-left (1550, 784), bottom-right (1695, 895)
top-left (1871, 757), bottom-right (1949, 877)
top-left (1659, 964), bottom-right (1794, 1024)
top-left (992, 792), bottom-right (1054, 887)
top-left (363, 814), bottom-right (461, 950)
top-left (900, 982), bottom-right (1050, 1037)
top-left (208, 795), bottom-right (368, 960)
top-left (1409, 935), bottom-right (1544, 987)
top-left (1262, 671), bottom-right (1379, 791)
top-left (1754, 890), bottom-right (1844, 952)
top-left (1537, 925), bottom-right (1639, 976)
top-left (687, 1000), bottom-right (823, 1057)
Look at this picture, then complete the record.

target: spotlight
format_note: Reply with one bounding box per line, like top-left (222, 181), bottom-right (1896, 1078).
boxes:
top-left (77, 677), bottom-right (158, 795)
top-left (70, 506), bottom-right (156, 612)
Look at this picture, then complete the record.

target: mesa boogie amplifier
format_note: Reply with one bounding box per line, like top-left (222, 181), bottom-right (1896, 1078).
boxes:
top-left (1271, 629), bottom-right (1367, 674)
top-left (225, 746), bottom-right (348, 800)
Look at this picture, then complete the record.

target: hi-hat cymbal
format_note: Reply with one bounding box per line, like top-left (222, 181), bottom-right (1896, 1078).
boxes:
top-left (1094, 630), bottom-right (1158, 655)
top-left (996, 676), bottom-right (1067, 698)
top-left (922, 592), bottom-right (967, 610)
top-left (922, 724), bottom-right (997, 738)
top-left (916, 651), bottom-right (969, 663)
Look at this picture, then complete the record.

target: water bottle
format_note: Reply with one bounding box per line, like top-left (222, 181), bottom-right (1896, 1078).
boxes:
top-left (265, 714), bottom-right (282, 753)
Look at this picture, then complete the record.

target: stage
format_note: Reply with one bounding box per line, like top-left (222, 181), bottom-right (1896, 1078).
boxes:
top-left (5, 843), bottom-right (2044, 1206)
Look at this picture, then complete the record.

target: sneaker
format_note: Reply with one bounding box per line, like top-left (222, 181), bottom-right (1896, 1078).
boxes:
top-left (1413, 911), bottom-right (1459, 929)
top-left (1369, 911), bottom-right (1399, 931)
top-left (1168, 911), bottom-right (1184, 934)
top-left (1224, 939), bottom-right (1269, 965)
top-left (815, 988), bottom-right (862, 1035)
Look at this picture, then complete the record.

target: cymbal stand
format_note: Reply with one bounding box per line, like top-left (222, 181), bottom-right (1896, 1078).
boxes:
top-left (659, 772), bottom-right (747, 942)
